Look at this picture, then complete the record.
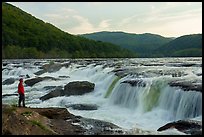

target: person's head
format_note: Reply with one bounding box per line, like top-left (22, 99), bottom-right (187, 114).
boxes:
top-left (19, 78), bottom-right (23, 82)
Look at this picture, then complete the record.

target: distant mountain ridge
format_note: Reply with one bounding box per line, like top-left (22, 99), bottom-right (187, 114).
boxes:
top-left (81, 31), bottom-right (202, 57)
top-left (81, 31), bottom-right (173, 57)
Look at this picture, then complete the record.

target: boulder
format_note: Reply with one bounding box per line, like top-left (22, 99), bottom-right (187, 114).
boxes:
top-left (157, 119), bottom-right (202, 135)
top-left (64, 81), bottom-right (95, 96)
top-left (40, 81), bottom-right (95, 101)
top-left (40, 87), bottom-right (64, 101)
top-left (2, 78), bottom-right (15, 85)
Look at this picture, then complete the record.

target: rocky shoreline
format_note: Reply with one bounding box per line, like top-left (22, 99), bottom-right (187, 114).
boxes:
top-left (2, 104), bottom-right (126, 135)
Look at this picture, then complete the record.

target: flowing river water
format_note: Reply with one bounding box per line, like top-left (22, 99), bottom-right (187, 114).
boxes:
top-left (2, 58), bottom-right (202, 135)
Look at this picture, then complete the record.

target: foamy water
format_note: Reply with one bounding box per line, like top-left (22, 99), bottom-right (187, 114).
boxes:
top-left (2, 58), bottom-right (202, 135)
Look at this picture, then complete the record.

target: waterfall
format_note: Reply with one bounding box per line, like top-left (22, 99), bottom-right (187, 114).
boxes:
top-left (108, 77), bottom-right (202, 120)
top-left (2, 58), bottom-right (202, 133)
top-left (158, 86), bottom-right (202, 120)
top-left (104, 76), bottom-right (121, 98)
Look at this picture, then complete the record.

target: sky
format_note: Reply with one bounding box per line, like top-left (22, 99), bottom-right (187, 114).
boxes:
top-left (8, 2), bottom-right (202, 37)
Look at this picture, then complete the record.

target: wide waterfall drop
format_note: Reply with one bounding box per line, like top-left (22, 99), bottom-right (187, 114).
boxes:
top-left (108, 75), bottom-right (202, 129)
top-left (108, 77), bottom-right (168, 112)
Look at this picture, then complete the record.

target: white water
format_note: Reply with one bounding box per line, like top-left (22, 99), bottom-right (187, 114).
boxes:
top-left (2, 58), bottom-right (202, 135)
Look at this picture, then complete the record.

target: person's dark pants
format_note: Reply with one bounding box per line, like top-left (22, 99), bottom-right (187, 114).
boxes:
top-left (18, 93), bottom-right (25, 107)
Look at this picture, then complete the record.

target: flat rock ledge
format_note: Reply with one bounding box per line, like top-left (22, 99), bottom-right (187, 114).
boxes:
top-left (2, 104), bottom-right (126, 135)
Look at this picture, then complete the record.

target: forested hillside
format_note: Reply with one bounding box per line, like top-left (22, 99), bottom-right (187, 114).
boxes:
top-left (154, 34), bottom-right (202, 57)
top-left (81, 32), bottom-right (202, 57)
top-left (2, 3), bottom-right (136, 59)
top-left (81, 31), bottom-right (173, 57)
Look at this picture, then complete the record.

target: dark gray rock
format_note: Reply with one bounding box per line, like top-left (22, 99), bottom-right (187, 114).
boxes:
top-left (43, 63), bottom-right (62, 73)
top-left (40, 81), bottom-right (95, 101)
top-left (79, 117), bottom-right (125, 135)
top-left (121, 80), bottom-right (146, 87)
top-left (168, 81), bottom-right (202, 92)
top-left (34, 70), bottom-right (47, 75)
top-left (58, 76), bottom-right (70, 79)
top-left (43, 86), bottom-right (57, 90)
top-left (2, 93), bottom-right (18, 98)
top-left (66, 104), bottom-right (98, 111)
top-left (157, 119), bottom-right (202, 135)
top-left (25, 76), bottom-right (59, 87)
top-left (64, 81), bottom-right (95, 96)
top-left (40, 87), bottom-right (64, 101)
top-left (2, 78), bottom-right (15, 85)
top-left (34, 62), bottom-right (64, 76)
top-left (112, 68), bottom-right (129, 78)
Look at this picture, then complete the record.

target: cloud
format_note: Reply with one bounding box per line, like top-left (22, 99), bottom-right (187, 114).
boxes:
top-left (88, 2), bottom-right (107, 6)
top-left (8, 2), bottom-right (201, 36)
top-left (99, 19), bottom-right (111, 29)
top-left (66, 15), bottom-right (95, 34)
top-left (66, 16), bottom-right (113, 34)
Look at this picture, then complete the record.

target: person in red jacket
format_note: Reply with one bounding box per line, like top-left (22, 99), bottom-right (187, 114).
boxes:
top-left (18, 78), bottom-right (25, 107)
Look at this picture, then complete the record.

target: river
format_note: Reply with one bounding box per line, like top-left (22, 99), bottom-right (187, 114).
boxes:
top-left (2, 57), bottom-right (202, 135)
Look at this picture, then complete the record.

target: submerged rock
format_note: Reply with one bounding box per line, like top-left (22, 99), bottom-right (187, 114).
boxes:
top-left (157, 119), bottom-right (202, 135)
top-left (168, 80), bottom-right (202, 92)
top-left (25, 76), bottom-right (59, 87)
top-left (66, 104), bottom-right (98, 111)
top-left (42, 63), bottom-right (62, 73)
top-left (121, 80), bottom-right (146, 87)
top-left (40, 87), bottom-right (64, 101)
top-left (34, 62), bottom-right (69, 76)
top-left (2, 78), bottom-right (15, 85)
top-left (58, 76), bottom-right (70, 79)
top-left (2, 93), bottom-right (18, 98)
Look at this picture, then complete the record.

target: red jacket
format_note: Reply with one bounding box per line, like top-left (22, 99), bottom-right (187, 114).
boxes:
top-left (18, 81), bottom-right (24, 94)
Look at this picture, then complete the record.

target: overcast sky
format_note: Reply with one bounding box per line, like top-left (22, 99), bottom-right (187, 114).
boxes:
top-left (8, 2), bottom-right (202, 37)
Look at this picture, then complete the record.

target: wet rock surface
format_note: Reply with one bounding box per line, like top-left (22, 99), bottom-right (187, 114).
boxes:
top-left (157, 119), bottom-right (202, 135)
top-left (168, 80), bottom-right (202, 92)
top-left (2, 93), bottom-right (18, 98)
top-left (64, 81), bottom-right (95, 96)
top-left (25, 76), bottom-right (59, 87)
top-left (40, 87), bottom-right (64, 101)
top-left (40, 81), bottom-right (95, 101)
top-left (121, 79), bottom-right (146, 87)
top-left (79, 117), bottom-right (125, 135)
top-left (2, 78), bottom-right (15, 85)
top-left (65, 104), bottom-right (98, 111)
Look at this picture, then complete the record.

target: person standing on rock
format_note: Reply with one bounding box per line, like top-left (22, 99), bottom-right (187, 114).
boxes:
top-left (18, 78), bottom-right (25, 107)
